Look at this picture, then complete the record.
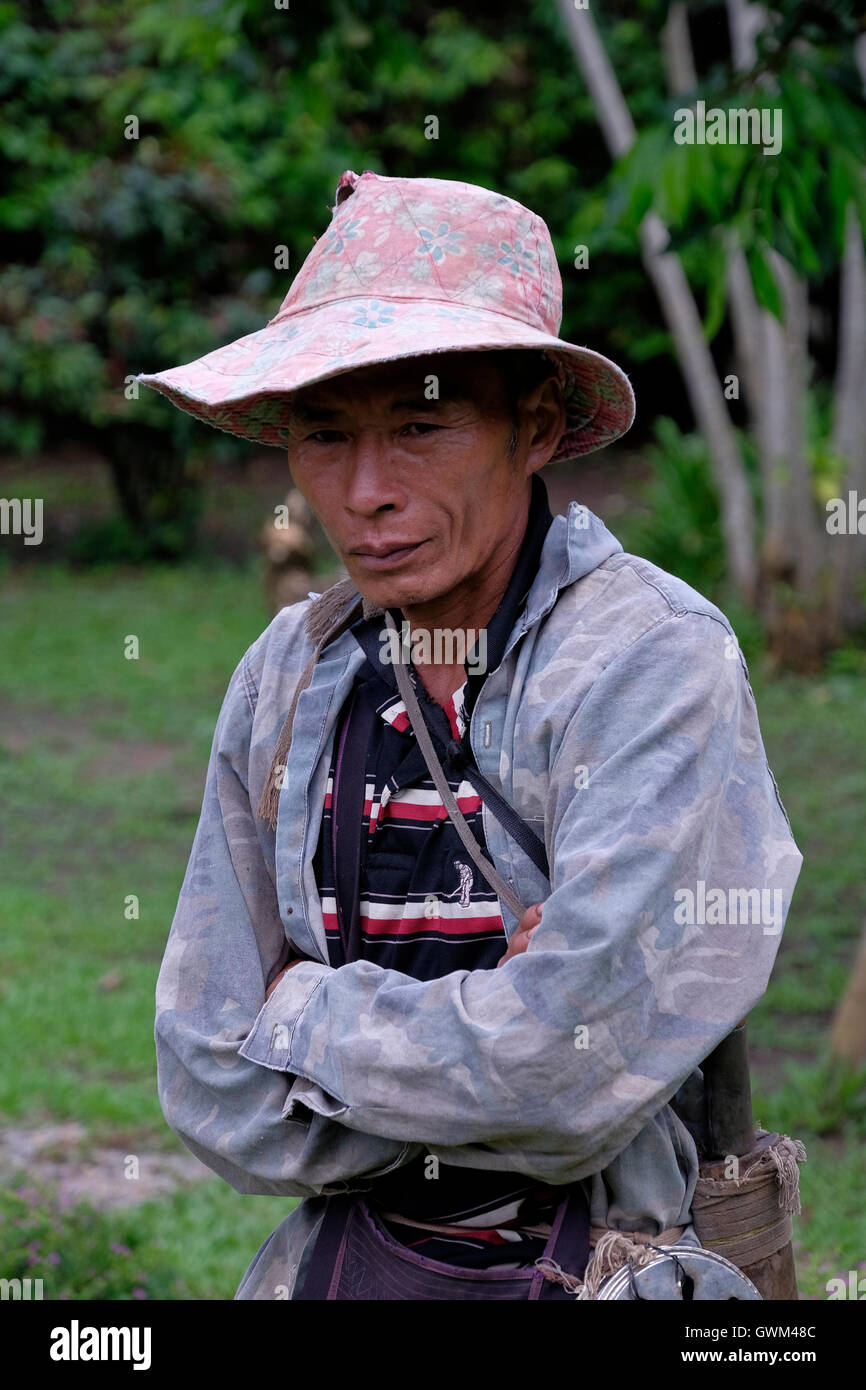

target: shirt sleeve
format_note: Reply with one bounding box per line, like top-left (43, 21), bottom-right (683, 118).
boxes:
top-left (238, 610), bottom-right (803, 1186)
top-left (154, 645), bottom-right (422, 1197)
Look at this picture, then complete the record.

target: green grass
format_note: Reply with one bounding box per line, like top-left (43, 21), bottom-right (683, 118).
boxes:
top-left (746, 667), bottom-right (866, 1067)
top-left (0, 562), bottom-right (274, 1134)
top-left (1, 559), bottom-right (864, 1299)
top-left (0, 1173), bottom-right (296, 1300)
top-left (791, 1138), bottom-right (866, 1300)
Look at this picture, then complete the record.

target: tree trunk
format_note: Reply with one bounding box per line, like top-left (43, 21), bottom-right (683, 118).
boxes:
top-left (556, 0), bottom-right (757, 602)
top-left (105, 422), bottom-right (202, 560)
top-left (830, 923), bottom-right (866, 1065)
top-left (828, 40), bottom-right (866, 636)
top-left (662, 2), bottom-right (696, 94)
top-left (726, 0), bottom-right (829, 672)
top-left (760, 251), bottom-right (829, 671)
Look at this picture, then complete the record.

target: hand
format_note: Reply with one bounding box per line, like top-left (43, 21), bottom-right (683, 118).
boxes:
top-left (264, 956), bottom-right (308, 1000)
top-left (495, 902), bottom-right (544, 968)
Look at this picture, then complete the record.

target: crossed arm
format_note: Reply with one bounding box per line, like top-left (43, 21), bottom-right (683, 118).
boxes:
top-left (265, 903), bottom-right (542, 996)
top-left (155, 611), bottom-right (801, 1197)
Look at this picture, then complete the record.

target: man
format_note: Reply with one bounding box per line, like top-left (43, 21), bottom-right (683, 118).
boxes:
top-left (139, 170), bottom-right (802, 1299)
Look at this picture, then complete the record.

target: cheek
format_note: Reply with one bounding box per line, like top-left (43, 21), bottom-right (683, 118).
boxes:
top-left (288, 456), bottom-right (332, 516)
top-left (433, 507), bottom-right (485, 573)
top-left (286, 450), bottom-right (311, 490)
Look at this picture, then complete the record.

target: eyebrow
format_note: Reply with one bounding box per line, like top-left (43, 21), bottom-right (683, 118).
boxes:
top-left (290, 393), bottom-right (472, 423)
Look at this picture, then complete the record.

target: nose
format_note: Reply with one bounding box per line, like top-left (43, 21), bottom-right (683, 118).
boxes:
top-left (342, 430), bottom-right (405, 516)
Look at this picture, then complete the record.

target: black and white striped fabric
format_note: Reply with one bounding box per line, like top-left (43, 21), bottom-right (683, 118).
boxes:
top-left (312, 474), bottom-right (559, 1268)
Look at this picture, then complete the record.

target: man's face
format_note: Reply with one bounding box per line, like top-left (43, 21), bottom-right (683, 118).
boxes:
top-left (285, 352), bottom-right (561, 615)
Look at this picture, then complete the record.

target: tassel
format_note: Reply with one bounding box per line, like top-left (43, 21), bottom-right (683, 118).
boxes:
top-left (580, 1230), bottom-right (660, 1299)
top-left (742, 1135), bottom-right (808, 1215)
top-left (534, 1256), bottom-right (584, 1297)
top-left (535, 1224), bottom-right (687, 1301)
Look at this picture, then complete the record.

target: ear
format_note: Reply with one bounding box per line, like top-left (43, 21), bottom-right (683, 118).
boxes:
top-left (519, 375), bottom-right (567, 475)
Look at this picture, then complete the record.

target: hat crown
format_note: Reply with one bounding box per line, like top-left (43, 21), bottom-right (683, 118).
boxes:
top-left (138, 170), bottom-right (635, 462)
top-left (272, 171), bottom-right (562, 336)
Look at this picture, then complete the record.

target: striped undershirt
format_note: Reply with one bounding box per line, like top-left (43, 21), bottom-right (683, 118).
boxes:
top-left (312, 474), bottom-right (558, 1269)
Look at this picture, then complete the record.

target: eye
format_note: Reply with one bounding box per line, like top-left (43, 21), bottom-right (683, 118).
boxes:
top-left (305, 430), bottom-right (346, 444)
top-left (400, 421), bottom-right (441, 436)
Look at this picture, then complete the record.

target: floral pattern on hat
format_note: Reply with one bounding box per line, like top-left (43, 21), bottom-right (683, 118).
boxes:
top-left (350, 299), bottom-right (396, 329)
top-left (416, 223), bottom-right (465, 262)
top-left (321, 215), bottom-right (367, 255)
top-left (137, 171), bottom-right (635, 462)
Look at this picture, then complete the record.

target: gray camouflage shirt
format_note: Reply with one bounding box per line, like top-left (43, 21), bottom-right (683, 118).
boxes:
top-left (154, 500), bottom-right (803, 1299)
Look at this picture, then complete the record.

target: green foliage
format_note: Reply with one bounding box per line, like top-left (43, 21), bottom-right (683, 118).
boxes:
top-left (825, 642), bottom-right (866, 678)
top-left (66, 515), bottom-right (167, 565)
top-left (590, 3), bottom-right (866, 323)
top-left (0, 1), bottom-right (684, 459)
top-left (0, 1178), bottom-right (184, 1299)
top-left (616, 416), bottom-right (732, 594)
top-left (1, 0), bottom-right (863, 582)
top-left (806, 383), bottom-right (854, 507)
top-left (762, 1062), bottom-right (866, 1139)
top-left (788, 1137), bottom-right (866, 1301)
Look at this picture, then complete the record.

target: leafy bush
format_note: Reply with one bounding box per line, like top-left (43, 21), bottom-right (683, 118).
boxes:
top-left (825, 643), bottom-right (866, 678)
top-left (0, 0), bottom-right (682, 555)
top-left (0, 1177), bottom-right (186, 1300)
top-left (616, 415), bottom-right (732, 594)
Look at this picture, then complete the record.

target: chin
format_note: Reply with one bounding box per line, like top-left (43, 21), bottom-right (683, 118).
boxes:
top-left (350, 569), bottom-right (441, 611)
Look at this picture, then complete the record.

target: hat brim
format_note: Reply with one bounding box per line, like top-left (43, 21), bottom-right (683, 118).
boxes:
top-left (137, 296), bottom-right (635, 463)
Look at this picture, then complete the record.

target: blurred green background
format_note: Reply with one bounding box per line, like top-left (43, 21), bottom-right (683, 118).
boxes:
top-left (1, 0), bottom-right (865, 1299)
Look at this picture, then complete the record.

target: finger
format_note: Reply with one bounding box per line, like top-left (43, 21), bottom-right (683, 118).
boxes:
top-left (517, 903), bottom-right (543, 932)
top-left (498, 904), bottom-right (544, 968)
top-left (265, 966), bottom-right (288, 998)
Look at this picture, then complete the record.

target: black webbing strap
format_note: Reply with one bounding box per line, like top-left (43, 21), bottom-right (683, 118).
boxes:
top-left (535, 1183), bottom-right (592, 1299)
top-left (330, 683), bottom-right (377, 967)
top-left (382, 624), bottom-right (550, 880)
top-left (450, 748), bottom-right (549, 879)
top-left (292, 1194), bottom-right (355, 1300)
top-left (395, 649), bottom-right (550, 883)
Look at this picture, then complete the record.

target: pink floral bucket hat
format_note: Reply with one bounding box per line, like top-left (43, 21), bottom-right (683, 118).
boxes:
top-left (137, 170), bottom-right (635, 461)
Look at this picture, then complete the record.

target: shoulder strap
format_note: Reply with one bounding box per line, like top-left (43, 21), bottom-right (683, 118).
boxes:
top-left (330, 683), bottom-right (378, 966)
top-left (385, 611), bottom-right (540, 922)
top-left (455, 760), bottom-right (549, 878)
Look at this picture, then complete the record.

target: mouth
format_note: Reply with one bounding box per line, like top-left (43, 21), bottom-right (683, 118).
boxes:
top-left (348, 539), bottom-right (428, 571)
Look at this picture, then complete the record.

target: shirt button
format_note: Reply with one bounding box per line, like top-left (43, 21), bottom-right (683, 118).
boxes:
top-left (287, 906), bottom-right (293, 915)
